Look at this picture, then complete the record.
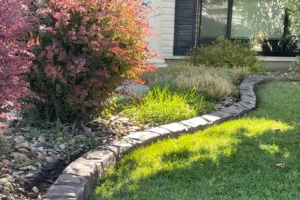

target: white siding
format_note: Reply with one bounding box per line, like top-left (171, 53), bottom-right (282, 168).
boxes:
top-left (161, 0), bottom-right (176, 57)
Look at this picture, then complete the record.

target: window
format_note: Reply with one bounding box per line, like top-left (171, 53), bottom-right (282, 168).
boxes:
top-left (231, 0), bottom-right (285, 53)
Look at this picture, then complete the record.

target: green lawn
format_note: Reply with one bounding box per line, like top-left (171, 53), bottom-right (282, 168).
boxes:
top-left (91, 81), bottom-right (300, 200)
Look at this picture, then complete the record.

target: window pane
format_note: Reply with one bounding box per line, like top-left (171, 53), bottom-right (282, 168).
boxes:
top-left (200, 0), bottom-right (228, 40)
top-left (231, 0), bottom-right (285, 52)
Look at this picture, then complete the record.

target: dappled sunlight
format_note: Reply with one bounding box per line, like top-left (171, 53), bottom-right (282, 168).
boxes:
top-left (259, 143), bottom-right (279, 155)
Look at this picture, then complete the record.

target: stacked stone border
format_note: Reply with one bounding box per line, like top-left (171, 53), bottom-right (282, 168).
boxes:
top-left (44, 76), bottom-right (298, 200)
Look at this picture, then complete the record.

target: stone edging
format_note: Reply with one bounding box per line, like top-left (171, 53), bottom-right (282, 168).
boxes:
top-left (43, 76), bottom-right (294, 200)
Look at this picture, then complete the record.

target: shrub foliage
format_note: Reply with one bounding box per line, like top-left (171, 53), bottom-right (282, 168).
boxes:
top-left (0, 0), bottom-right (34, 114)
top-left (26, 0), bottom-right (154, 123)
top-left (188, 37), bottom-right (265, 73)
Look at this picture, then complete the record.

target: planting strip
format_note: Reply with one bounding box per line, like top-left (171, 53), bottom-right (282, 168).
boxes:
top-left (43, 76), bottom-right (296, 200)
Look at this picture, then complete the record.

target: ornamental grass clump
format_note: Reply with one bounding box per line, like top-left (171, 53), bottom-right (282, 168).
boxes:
top-left (230, 67), bottom-right (251, 85)
top-left (122, 85), bottom-right (203, 125)
top-left (174, 73), bottom-right (235, 101)
top-left (26, 0), bottom-right (155, 124)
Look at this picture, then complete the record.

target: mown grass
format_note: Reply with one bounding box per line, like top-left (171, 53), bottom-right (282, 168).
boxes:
top-left (91, 81), bottom-right (300, 200)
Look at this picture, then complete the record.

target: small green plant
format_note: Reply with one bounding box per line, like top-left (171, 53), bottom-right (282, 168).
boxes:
top-left (122, 85), bottom-right (206, 125)
top-left (288, 56), bottom-right (300, 73)
top-left (0, 138), bottom-right (5, 157)
top-left (187, 37), bottom-right (265, 74)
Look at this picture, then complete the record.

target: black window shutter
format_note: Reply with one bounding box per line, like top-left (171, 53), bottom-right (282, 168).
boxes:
top-left (173, 0), bottom-right (197, 56)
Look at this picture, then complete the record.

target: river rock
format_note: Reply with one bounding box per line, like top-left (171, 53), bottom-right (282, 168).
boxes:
top-left (3, 187), bottom-right (10, 196)
top-left (45, 156), bottom-right (53, 164)
top-left (0, 178), bottom-right (8, 185)
top-left (10, 152), bottom-right (29, 162)
top-left (32, 186), bottom-right (39, 194)
top-left (18, 148), bottom-right (29, 153)
top-left (18, 141), bottom-right (31, 150)
top-left (14, 136), bottom-right (25, 144)
top-left (58, 144), bottom-right (65, 150)
top-left (4, 182), bottom-right (12, 190)
top-left (2, 159), bottom-right (9, 166)
top-left (7, 176), bottom-right (15, 183)
top-left (25, 173), bottom-right (34, 178)
top-left (36, 142), bottom-right (53, 149)
top-left (38, 135), bottom-right (45, 142)
top-left (3, 128), bottom-right (14, 136)
top-left (37, 152), bottom-right (44, 161)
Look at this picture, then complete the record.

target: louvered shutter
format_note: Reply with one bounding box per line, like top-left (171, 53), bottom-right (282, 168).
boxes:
top-left (173, 0), bottom-right (197, 55)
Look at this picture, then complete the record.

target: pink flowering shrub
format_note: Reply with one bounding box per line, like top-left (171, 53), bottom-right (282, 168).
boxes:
top-left (27, 0), bottom-right (155, 123)
top-left (0, 0), bottom-right (34, 114)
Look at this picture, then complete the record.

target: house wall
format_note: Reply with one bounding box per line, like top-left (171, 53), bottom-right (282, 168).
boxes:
top-left (161, 0), bottom-right (176, 58)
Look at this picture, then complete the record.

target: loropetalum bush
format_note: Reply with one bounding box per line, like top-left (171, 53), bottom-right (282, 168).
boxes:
top-left (0, 0), bottom-right (34, 117)
top-left (27, 0), bottom-right (155, 124)
top-left (188, 37), bottom-right (265, 74)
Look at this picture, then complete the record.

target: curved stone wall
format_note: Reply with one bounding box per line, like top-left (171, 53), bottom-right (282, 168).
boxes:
top-left (43, 76), bottom-right (293, 200)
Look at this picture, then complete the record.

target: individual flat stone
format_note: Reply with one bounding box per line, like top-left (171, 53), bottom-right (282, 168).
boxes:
top-left (124, 131), bottom-right (160, 145)
top-left (201, 114), bottom-right (222, 124)
top-left (239, 83), bottom-right (254, 90)
top-left (180, 117), bottom-right (209, 128)
top-left (44, 184), bottom-right (84, 200)
top-left (238, 100), bottom-right (256, 110)
top-left (220, 103), bottom-right (247, 116)
top-left (240, 95), bottom-right (256, 104)
top-left (106, 139), bottom-right (137, 156)
top-left (159, 123), bottom-right (190, 137)
top-left (43, 198), bottom-right (76, 200)
top-left (83, 149), bottom-right (116, 171)
top-left (55, 173), bottom-right (92, 198)
top-left (239, 89), bottom-right (255, 97)
top-left (63, 157), bottom-right (99, 179)
top-left (56, 173), bottom-right (88, 185)
top-left (148, 127), bottom-right (171, 136)
top-left (207, 111), bottom-right (233, 123)
top-left (179, 117), bottom-right (209, 132)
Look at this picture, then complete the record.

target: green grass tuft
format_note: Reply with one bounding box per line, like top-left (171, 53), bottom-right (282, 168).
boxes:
top-left (122, 85), bottom-right (207, 125)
